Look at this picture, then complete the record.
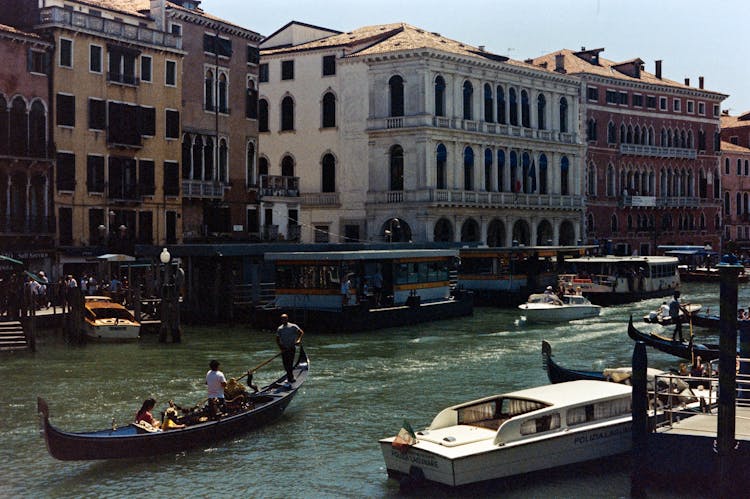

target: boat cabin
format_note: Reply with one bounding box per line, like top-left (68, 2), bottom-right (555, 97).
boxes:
top-left (457, 246), bottom-right (590, 305)
top-left (419, 381), bottom-right (632, 448)
top-left (559, 255), bottom-right (679, 296)
top-left (265, 249), bottom-right (456, 311)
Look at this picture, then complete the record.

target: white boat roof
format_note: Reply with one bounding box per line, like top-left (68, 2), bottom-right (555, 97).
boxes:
top-left (498, 380), bottom-right (631, 407)
top-left (566, 255), bottom-right (678, 264)
top-left (265, 249), bottom-right (458, 262)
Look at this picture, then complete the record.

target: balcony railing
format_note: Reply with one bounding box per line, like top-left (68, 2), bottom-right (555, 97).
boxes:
top-left (367, 189), bottom-right (584, 209)
top-left (260, 175), bottom-right (299, 197)
top-left (287, 225), bottom-right (301, 241)
top-left (107, 71), bottom-right (139, 86)
top-left (262, 225), bottom-right (279, 241)
top-left (182, 180), bottom-right (226, 199)
top-left (370, 116), bottom-right (579, 144)
top-left (620, 195), bottom-right (703, 208)
top-left (300, 192), bottom-right (340, 206)
top-left (620, 143), bottom-right (697, 160)
top-left (39, 7), bottom-right (181, 49)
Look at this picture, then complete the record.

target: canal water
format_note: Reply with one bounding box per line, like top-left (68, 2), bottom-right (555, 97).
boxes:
top-left (0, 282), bottom-right (735, 498)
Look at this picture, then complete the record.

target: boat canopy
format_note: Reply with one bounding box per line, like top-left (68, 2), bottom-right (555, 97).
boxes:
top-left (266, 249), bottom-right (458, 262)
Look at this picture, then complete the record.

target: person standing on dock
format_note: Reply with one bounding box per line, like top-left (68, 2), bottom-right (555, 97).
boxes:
top-left (276, 313), bottom-right (304, 384)
top-left (669, 291), bottom-right (688, 342)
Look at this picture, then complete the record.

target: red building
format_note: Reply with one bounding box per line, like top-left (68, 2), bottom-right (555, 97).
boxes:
top-left (0, 23), bottom-right (54, 267)
top-left (532, 48), bottom-right (726, 255)
top-left (719, 112), bottom-right (750, 253)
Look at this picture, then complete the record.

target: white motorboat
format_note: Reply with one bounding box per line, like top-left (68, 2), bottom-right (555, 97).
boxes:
top-left (518, 293), bottom-right (601, 323)
top-left (380, 380), bottom-right (634, 487)
top-left (643, 303), bottom-right (701, 325)
top-left (82, 296), bottom-right (140, 342)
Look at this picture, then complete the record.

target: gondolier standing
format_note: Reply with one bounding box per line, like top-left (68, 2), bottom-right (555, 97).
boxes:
top-left (206, 359), bottom-right (227, 418)
top-left (670, 291), bottom-right (688, 342)
top-left (277, 314), bottom-right (304, 384)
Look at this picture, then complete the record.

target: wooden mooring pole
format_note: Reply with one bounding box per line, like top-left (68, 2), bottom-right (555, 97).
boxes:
top-left (630, 340), bottom-right (648, 498)
top-left (717, 256), bottom-right (742, 498)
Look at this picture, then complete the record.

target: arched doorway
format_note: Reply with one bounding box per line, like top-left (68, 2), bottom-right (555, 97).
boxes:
top-left (460, 218), bottom-right (480, 242)
top-left (381, 218), bottom-right (411, 242)
top-left (559, 220), bottom-right (576, 246)
top-left (486, 219), bottom-right (506, 247)
top-left (512, 219), bottom-right (531, 246)
top-left (433, 218), bottom-right (453, 242)
top-left (536, 219), bottom-right (553, 245)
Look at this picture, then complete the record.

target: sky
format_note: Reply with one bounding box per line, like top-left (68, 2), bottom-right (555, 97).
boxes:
top-left (206, 0), bottom-right (748, 113)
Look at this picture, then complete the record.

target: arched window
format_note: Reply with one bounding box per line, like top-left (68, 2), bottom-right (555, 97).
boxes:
top-left (510, 151), bottom-right (519, 192)
top-left (463, 81), bottom-right (473, 120)
top-left (608, 122), bottom-right (616, 143)
top-left (464, 146), bottom-right (474, 190)
top-left (509, 88), bottom-right (518, 126)
top-left (560, 156), bottom-right (570, 195)
top-left (537, 94), bottom-right (546, 130)
top-left (204, 137), bottom-right (214, 180)
top-left (281, 155), bottom-right (295, 177)
top-left (497, 150), bottom-right (505, 192)
top-left (28, 100), bottom-right (46, 157)
top-left (218, 138), bottom-right (228, 182)
top-left (587, 118), bottom-right (597, 141)
top-left (246, 142), bottom-right (255, 186)
top-left (539, 154), bottom-right (548, 194)
top-left (484, 148), bottom-right (492, 191)
top-left (436, 144), bottom-right (447, 190)
top-left (321, 153), bottom-right (335, 192)
top-left (258, 156), bottom-right (268, 177)
top-left (496, 86), bottom-right (506, 124)
top-left (620, 124), bottom-right (627, 144)
top-left (0, 95), bottom-right (7, 155)
top-left (389, 75), bottom-right (404, 117)
top-left (607, 164), bottom-right (616, 197)
top-left (434, 76), bottom-right (445, 117)
top-left (10, 97), bottom-right (27, 156)
top-left (281, 96), bottom-right (294, 131)
top-left (587, 213), bottom-right (595, 232)
top-left (389, 145), bottom-right (404, 191)
top-left (205, 70), bottom-right (216, 111)
top-left (521, 90), bottom-right (530, 127)
top-left (192, 135), bottom-right (203, 180)
top-left (522, 152), bottom-right (531, 193)
top-left (182, 134), bottom-right (192, 179)
top-left (258, 99), bottom-right (269, 132)
top-left (737, 192), bottom-right (742, 217)
top-left (218, 73), bottom-right (227, 113)
top-left (322, 91), bottom-right (336, 128)
top-left (559, 97), bottom-right (568, 133)
top-left (725, 157), bottom-right (730, 175)
top-left (245, 79), bottom-right (257, 119)
top-left (725, 191), bottom-right (731, 216)
top-left (739, 158), bottom-right (743, 176)
top-left (611, 214), bottom-right (618, 232)
top-left (483, 83), bottom-right (493, 122)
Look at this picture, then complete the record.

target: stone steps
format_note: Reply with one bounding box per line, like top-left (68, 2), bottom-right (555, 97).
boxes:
top-left (0, 321), bottom-right (29, 352)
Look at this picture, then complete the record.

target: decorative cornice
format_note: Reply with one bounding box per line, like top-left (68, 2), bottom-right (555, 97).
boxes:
top-left (582, 73), bottom-right (727, 101)
top-left (167, 9), bottom-right (262, 42)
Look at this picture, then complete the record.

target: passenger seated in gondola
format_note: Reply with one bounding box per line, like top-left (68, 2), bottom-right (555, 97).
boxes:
top-left (135, 398), bottom-right (161, 430)
top-left (161, 405), bottom-right (186, 430)
top-left (224, 376), bottom-right (258, 412)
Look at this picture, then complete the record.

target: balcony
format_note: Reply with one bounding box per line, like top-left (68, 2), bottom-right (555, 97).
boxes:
top-left (261, 224), bottom-right (279, 241)
top-left (260, 175), bottom-right (299, 197)
top-left (620, 195), bottom-right (704, 208)
top-left (287, 225), bottom-right (301, 241)
top-left (300, 192), bottom-right (340, 207)
top-left (620, 143), bottom-right (697, 160)
top-left (107, 72), bottom-right (139, 86)
top-left (39, 7), bottom-right (181, 50)
top-left (182, 180), bottom-right (226, 199)
top-left (367, 189), bottom-right (584, 210)
top-left (369, 116), bottom-right (579, 145)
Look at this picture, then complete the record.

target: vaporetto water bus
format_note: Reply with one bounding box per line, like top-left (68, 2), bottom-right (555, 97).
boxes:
top-left (253, 249), bottom-right (472, 333)
top-left (558, 255), bottom-right (680, 305)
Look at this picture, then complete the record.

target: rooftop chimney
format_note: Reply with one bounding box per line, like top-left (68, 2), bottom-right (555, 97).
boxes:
top-left (478, 45), bottom-right (485, 52)
top-left (555, 53), bottom-right (566, 73)
top-left (655, 60), bottom-right (662, 79)
top-left (699, 76), bottom-right (704, 89)
top-left (150, 0), bottom-right (166, 31)
top-left (684, 78), bottom-right (690, 86)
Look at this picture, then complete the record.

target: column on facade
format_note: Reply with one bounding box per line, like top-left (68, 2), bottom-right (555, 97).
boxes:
top-left (454, 213), bottom-right (461, 243)
top-left (552, 217), bottom-right (561, 245)
top-left (24, 173), bottom-right (30, 232)
top-left (530, 88), bottom-right (538, 130)
top-left (504, 216), bottom-right (514, 246)
top-left (449, 140), bottom-right (460, 190)
top-left (415, 138), bottom-right (427, 190)
top-left (480, 215), bottom-right (488, 245)
top-left (530, 217), bottom-right (538, 246)
top-left (548, 151), bottom-right (559, 195)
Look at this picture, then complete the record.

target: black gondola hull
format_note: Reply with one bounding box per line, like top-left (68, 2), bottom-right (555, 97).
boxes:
top-left (627, 317), bottom-right (719, 361)
top-left (542, 340), bottom-right (607, 383)
top-left (38, 349), bottom-right (309, 461)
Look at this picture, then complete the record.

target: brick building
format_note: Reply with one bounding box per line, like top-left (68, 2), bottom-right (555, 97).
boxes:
top-left (0, 23), bottom-right (54, 271)
top-left (532, 48), bottom-right (726, 255)
top-left (720, 111), bottom-right (750, 253)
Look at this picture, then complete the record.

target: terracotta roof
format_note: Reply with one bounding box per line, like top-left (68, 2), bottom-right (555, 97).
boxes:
top-left (262, 22), bottom-right (530, 68)
top-left (721, 112), bottom-right (750, 129)
top-left (72, 0), bottom-right (151, 18)
top-left (166, 1), bottom-right (260, 34)
top-left (0, 23), bottom-right (42, 39)
top-left (531, 49), bottom-right (724, 95)
top-left (720, 140), bottom-right (750, 153)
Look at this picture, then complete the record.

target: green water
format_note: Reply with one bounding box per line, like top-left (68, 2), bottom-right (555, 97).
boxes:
top-left (0, 282), bottom-right (731, 497)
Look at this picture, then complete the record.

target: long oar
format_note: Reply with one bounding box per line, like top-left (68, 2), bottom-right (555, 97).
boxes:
top-left (236, 351), bottom-right (283, 381)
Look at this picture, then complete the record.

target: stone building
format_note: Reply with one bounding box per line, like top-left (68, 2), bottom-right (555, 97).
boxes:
top-left (260, 22), bottom-right (585, 245)
top-left (719, 111), bottom-right (750, 253)
top-left (0, 23), bottom-right (54, 271)
top-left (0, 0), bottom-right (184, 268)
top-left (161, 0), bottom-right (262, 242)
top-left (532, 48), bottom-right (726, 255)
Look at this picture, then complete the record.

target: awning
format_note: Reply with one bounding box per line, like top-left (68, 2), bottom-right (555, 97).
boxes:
top-left (97, 254), bottom-right (136, 262)
top-left (1, 254), bottom-right (24, 266)
top-left (24, 271), bottom-right (47, 284)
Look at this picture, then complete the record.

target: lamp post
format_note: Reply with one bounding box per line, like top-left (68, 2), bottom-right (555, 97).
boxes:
top-left (158, 248), bottom-right (182, 343)
top-left (385, 218), bottom-right (400, 243)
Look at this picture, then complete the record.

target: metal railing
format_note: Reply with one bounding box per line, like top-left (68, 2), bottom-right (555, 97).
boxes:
top-left (620, 143), bottom-right (697, 160)
top-left (181, 180), bottom-right (226, 199)
top-left (368, 189), bottom-right (584, 209)
top-left (260, 175), bottom-right (299, 197)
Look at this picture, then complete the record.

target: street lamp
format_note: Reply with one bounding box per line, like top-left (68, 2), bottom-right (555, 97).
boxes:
top-left (158, 247), bottom-right (181, 343)
top-left (160, 247), bottom-right (171, 264)
top-left (385, 218), bottom-right (400, 243)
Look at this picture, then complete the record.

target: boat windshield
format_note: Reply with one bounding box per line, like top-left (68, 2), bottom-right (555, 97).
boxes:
top-left (91, 308), bottom-right (134, 320)
top-left (457, 397), bottom-right (549, 428)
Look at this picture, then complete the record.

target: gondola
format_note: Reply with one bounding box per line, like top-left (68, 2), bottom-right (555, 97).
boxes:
top-left (627, 316), bottom-right (720, 361)
top-left (690, 312), bottom-right (750, 332)
top-left (38, 347), bottom-right (309, 461)
top-left (542, 340), bottom-right (607, 383)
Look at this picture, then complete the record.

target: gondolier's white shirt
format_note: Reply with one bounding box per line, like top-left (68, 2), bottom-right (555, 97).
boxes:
top-left (206, 370), bottom-right (226, 398)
